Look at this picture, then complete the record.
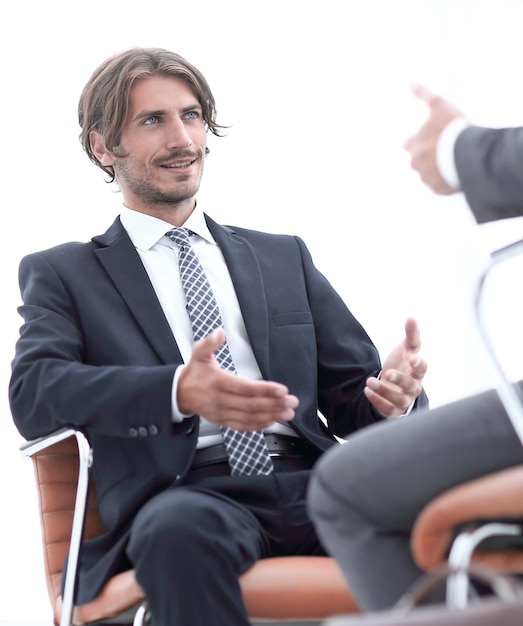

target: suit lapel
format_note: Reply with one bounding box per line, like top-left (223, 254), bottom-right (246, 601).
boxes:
top-left (205, 215), bottom-right (271, 378)
top-left (93, 218), bottom-right (183, 365)
top-left (92, 215), bottom-right (271, 375)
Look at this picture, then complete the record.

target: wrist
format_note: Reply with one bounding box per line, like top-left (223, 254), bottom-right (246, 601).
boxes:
top-left (436, 117), bottom-right (469, 190)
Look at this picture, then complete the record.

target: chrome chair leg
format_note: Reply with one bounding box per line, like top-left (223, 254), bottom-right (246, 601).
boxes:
top-left (133, 603), bottom-right (149, 625)
top-left (446, 522), bottom-right (522, 609)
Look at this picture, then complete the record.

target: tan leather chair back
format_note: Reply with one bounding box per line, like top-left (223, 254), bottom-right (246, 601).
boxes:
top-left (31, 436), bottom-right (106, 622)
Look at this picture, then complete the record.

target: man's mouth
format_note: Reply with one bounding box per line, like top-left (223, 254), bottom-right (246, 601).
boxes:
top-left (161, 159), bottom-right (196, 169)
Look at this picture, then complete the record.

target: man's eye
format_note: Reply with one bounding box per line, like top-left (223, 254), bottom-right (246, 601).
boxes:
top-left (184, 111), bottom-right (199, 120)
top-left (144, 116), bottom-right (159, 125)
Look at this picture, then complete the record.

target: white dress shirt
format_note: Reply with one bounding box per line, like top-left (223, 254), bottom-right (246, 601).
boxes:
top-left (120, 205), bottom-right (297, 448)
top-left (436, 117), bottom-right (469, 189)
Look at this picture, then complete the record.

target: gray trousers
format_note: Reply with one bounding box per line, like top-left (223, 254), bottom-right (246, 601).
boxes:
top-left (307, 388), bottom-right (523, 611)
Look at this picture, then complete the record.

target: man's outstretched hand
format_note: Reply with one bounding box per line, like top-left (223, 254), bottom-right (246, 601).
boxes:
top-left (177, 328), bottom-right (299, 430)
top-left (364, 317), bottom-right (427, 417)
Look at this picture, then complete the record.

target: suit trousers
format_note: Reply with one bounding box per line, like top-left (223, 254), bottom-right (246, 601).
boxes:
top-left (308, 387), bottom-right (523, 612)
top-left (126, 458), bottom-right (325, 626)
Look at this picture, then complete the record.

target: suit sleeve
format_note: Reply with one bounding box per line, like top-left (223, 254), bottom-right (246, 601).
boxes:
top-left (455, 125), bottom-right (523, 224)
top-left (294, 237), bottom-right (429, 438)
top-left (9, 252), bottom-right (178, 441)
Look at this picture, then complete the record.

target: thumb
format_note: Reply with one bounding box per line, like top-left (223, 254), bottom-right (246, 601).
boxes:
top-left (404, 317), bottom-right (421, 351)
top-left (409, 83), bottom-right (438, 107)
top-left (192, 327), bottom-right (226, 362)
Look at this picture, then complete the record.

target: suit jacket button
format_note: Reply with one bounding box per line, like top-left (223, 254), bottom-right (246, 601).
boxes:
top-left (129, 428), bottom-right (138, 438)
top-left (149, 425), bottom-right (159, 436)
top-left (138, 427), bottom-right (148, 437)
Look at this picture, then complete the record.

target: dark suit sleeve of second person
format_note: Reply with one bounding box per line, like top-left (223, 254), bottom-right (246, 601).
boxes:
top-left (455, 125), bottom-right (523, 224)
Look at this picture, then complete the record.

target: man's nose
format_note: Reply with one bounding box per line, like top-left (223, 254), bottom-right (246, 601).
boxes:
top-left (166, 119), bottom-right (192, 150)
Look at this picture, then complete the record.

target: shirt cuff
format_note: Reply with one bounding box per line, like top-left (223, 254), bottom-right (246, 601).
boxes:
top-left (387, 401), bottom-right (414, 420)
top-left (436, 117), bottom-right (469, 190)
top-left (171, 364), bottom-right (194, 422)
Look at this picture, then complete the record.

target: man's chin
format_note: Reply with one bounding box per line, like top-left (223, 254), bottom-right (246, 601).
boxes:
top-left (156, 186), bottom-right (201, 205)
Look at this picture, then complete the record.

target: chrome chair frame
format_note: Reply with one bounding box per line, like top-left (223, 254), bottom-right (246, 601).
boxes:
top-left (21, 427), bottom-right (147, 626)
top-left (22, 425), bottom-right (355, 625)
top-left (473, 238), bottom-right (523, 444)
top-left (445, 237), bottom-right (523, 608)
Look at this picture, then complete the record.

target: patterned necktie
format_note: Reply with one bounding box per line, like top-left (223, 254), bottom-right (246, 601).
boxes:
top-left (167, 227), bottom-right (274, 476)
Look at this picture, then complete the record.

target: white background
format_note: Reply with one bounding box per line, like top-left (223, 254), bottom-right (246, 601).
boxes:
top-left (1, 0), bottom-right (523, 621)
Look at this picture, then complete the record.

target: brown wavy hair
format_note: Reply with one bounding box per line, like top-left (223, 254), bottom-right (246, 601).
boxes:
top-left (78, 47), bottom-right (226, 181)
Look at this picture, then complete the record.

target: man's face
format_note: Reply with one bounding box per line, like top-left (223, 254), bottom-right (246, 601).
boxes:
top-left (103, 75), bottom-right (208, 213)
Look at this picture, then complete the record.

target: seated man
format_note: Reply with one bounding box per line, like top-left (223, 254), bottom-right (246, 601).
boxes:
top-left (8, 48), bottom-right (428, 625)
top-left (308, 84), bottom-right (523, 611)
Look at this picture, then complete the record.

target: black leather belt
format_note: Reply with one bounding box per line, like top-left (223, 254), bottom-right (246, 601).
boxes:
top-left (192, 433), bottom-right (312, 469)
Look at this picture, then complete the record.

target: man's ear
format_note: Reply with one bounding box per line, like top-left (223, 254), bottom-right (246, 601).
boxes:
top-left (90, 131), bottom-right (116, 166)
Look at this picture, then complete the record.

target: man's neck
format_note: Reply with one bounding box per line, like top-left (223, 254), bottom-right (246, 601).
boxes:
top-left (123, 199), bottom-right (196, 227)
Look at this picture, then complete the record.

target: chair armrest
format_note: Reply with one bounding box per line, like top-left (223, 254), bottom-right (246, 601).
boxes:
top-left (20, 426), bottom-right (84, 458)
top-left (412, 464), bottom-right (523, 571)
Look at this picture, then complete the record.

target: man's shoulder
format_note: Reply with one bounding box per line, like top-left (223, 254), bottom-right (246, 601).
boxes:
top-left (24, 239), bottom-right (94, 260)
top-left (21, 217), bottom-right (126, 264)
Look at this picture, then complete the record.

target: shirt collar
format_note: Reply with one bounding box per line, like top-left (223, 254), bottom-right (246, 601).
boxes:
top-left (120, 204), bottom-right (216, 251)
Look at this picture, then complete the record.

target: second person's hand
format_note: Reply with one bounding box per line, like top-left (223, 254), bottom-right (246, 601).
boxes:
top-left (404, 83), bottom-right (465, 195)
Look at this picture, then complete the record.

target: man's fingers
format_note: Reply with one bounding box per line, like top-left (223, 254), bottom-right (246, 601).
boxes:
top-left (204, 380), bottom-right (299, 430)
top-left (403, 134), bottom-right (415, 151)
top-left (409, 83), bottom-right (438, 106)
top-left (381, 370), bottom-right (423, 396)
top-left (216, 370), bottom-right (297, 404)
top-left (364, 384), bottom-right (408, 417)
top-left (410, 354), bottom-right (428, 379)
top-left (365, 375), bottom-right (421, 417)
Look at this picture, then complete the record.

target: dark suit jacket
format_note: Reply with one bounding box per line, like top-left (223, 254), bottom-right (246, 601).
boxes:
top-left (455, 126), bottom-right (523, 223)
top-left (10, 214), bottom-right (428, 602)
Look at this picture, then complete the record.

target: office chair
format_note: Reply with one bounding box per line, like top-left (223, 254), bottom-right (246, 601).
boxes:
top-left (22, 426), bottom-right (358, 626)
top-left (319, 239), bottom-right (523, 626)
top-left (412, 237), bottom-right (523, 609)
